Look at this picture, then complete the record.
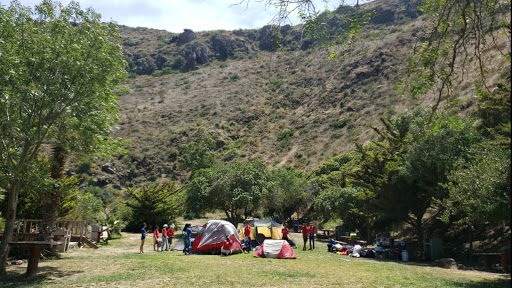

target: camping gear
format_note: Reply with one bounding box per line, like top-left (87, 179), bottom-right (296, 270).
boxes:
top-left (190, 220), bottom-right (242, 255)
top-left (253, 240), bottom-right (296, 259)
top-left (239, 219), bottom-right (296, 247)
top-left (401, 250), bottom-right (409, 261)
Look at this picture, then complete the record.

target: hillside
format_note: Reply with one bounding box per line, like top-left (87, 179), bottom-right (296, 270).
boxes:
top-left (78, 0), bottom-right (508, 188)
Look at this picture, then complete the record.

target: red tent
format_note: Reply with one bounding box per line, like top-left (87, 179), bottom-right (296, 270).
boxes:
top-left (253, 239), bottom-right (296, 259)
top-left (191, 220), bottom-right (241, 254)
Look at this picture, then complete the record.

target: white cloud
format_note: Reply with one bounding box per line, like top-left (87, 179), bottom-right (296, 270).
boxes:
top-left (5, 0), bottom-right (370, 33)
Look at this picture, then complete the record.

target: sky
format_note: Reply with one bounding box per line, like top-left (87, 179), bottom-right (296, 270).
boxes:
top-left (3, 0), bottom-right (371, 33)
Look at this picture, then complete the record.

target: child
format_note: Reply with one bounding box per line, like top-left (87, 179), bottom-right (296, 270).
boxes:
top-left (308, 222), bottom-right (316, 250)
top-left (301, 223), bottom-right (309, 251)
top-left (327, 236), bottom-right (336, 252)
top-left (153, 225), bottom-right (159, 251)
top-left (220, 236), bottom-right (231, 256)
top-left (140, 223), bottom-right (147, 254)
top-left (167, 224), bottom-right (175, 248)
top-left (282, 224), bottom-right (289, 240)
top-left (161, 224), bottom-right (168, 251)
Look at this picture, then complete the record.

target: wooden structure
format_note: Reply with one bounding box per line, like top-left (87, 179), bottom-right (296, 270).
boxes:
top-left (8, 240), bottom-right (62, 277)
top-left (8, 219), bottom-right (98, 249)
top-left (472, 252), bottom-right (509, 273)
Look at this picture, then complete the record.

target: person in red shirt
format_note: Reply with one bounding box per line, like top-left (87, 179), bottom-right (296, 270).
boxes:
top-left (301, 223), bottom-right (309, 251)
top-left (220, 236), bottom-right (231, 256)
top-left (282, 224), bottom-right (289, 240)
top-left (153, 225), bottom-right (159, 251)
top-left (161, 224), bottom-right (168, 251)
top-left (167, 224), bottom-right (175, 248)
top-left (308, 222), bottom-right (316, 250)
top-left (243, 220), bottom-right (251, 243)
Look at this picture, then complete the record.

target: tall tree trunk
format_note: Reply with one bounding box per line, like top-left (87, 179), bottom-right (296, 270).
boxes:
top-left (0, 182), bottom-right (20, 275)
top-left (40, 145), bottom-right (67, 240)
top-left (415, 214), bottom-right (424, 257)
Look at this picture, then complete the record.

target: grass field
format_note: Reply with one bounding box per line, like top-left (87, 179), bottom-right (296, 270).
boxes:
top-left (1, 232), bottom-right (510, 288)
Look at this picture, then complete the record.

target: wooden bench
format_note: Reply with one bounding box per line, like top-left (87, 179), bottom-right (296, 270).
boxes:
top-left (8, 240), bottom-right (62, 277)
top-left (472, 252), bottom-right (508, 273)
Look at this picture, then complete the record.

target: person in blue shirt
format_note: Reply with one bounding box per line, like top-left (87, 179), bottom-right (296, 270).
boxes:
top-left (140, 222), bottom-right (147, 254)
top-left (183, 223), bottom-right (192, 255)
top-left (327, 236), bottom-right (336, 252)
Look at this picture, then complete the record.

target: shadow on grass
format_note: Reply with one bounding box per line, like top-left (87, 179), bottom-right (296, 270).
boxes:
top-left (0, 266), bottom-right (84, 287)
top-left (444, 276), bottom-right (511, 288)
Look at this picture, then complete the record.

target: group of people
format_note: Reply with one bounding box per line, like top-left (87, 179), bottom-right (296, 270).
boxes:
top-left (139, 222), bottom-right (175, 254)
top-left (140, 220), bottom-right (317, 254)
top-left (301, 222), bottom-right (316, 251)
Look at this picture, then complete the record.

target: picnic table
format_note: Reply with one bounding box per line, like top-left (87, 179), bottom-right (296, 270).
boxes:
top-left (317, 229), bottom-right (335, 239)
top-left (8, 240), bottom-right (62, 277)
top-left (472, 252), bottom-right (508, 273)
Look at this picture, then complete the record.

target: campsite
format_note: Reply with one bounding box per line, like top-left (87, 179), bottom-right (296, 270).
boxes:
top-left (1, 216), bottom-right (510, 288)
top-left (1, 0), bottom-right (511, 286)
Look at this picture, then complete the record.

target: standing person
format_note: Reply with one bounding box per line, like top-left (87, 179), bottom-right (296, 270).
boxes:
top-left (161, 224), bottom-right (168, 251)
top-left (243, 220), bottom-right (251, 243)
top-left (308, 222), bottom-right (316, 250)
top-left (301, 223), bottom-right (309, 251)
top-left (140, 223), bottom-right (147, 254)
top-left (282, 224), bottom-right (289, 240)
top-left (183, 223), bottom-right (192, 255)
top-left (153, 225), bottom-right (160, 251)
top-left (167, 224), bottom-right (175, 248)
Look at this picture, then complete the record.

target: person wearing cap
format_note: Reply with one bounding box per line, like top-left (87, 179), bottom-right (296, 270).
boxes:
top-left (161, 224), bottom-right (168, 251)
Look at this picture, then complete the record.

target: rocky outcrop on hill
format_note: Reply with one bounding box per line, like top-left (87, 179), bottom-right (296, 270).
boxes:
top-left (180, 42), bottom-right (210, 72)
top-left (211, 33), bottom-right (252, 60)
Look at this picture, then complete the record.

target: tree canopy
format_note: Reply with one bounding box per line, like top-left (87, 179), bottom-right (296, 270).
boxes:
top-left (0, 0), bottom-right (126, 274)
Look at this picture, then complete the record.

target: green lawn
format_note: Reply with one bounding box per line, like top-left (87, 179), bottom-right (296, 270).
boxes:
top-left (1, 233), bottom-right (509, 288)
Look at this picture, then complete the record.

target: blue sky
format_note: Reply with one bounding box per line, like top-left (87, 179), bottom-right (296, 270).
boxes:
top-left (4, 0), bottom-right (372, 33)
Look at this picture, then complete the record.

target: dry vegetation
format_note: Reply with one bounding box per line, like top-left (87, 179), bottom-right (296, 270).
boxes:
top-left (76, 0), bottom-right (508, 188)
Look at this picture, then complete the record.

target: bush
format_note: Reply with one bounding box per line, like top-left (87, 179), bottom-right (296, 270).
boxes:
top-left (329, 118), bottom-right (351, 129)
top-left (277, 129), bottom-right (295, 141)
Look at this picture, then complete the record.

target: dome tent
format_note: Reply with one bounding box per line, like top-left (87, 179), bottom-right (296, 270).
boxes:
top-left (191, 220), bottom-right (242, 255)
top-left (239, 218), bottom-right (296, 247)
top-left (253, 239), bottom-right (296, 259)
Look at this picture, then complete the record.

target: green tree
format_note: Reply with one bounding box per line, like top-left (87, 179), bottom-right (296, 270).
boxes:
top-left (315, 186), bottom-right (379, 242)
top-left (124, 181), bottom-right (183, 232)
top-left (389, 111), bottom-right (479, 247)
top-left (0, 0), bottom-right (126, 273)
top-left (265, 168), bottom-right (312, 223)
top-left (443, 146), bottom-right (511, 228)
top-left (186, 160), bottom-right (269, 225)
top-left (179, 127), bottom-right (216, 174)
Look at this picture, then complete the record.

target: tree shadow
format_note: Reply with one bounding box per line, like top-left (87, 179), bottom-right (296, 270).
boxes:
top-left (443, 276), bottom-right (511, 288)
top-left (0, 266), bottom-right (84, 287)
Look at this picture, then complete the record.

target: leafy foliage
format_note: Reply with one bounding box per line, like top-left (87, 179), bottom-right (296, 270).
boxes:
top-left (124, 181), bottom-right (183, 232)
top-left (179, 127), bottom-right (216, 173)
top-left (186, 160), bottom-right (269, 225)
top-left (264, 168), bottom-right (312, 223)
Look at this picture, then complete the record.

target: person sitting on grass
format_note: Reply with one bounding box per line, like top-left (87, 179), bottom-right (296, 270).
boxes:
top-left (327, 236), bottom-right (336, 252)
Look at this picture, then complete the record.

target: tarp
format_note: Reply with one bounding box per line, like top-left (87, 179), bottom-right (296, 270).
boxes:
top-left (191, 220), bottom-right (242, 254)
top-left (253, 240), bottom-right (296, 259)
